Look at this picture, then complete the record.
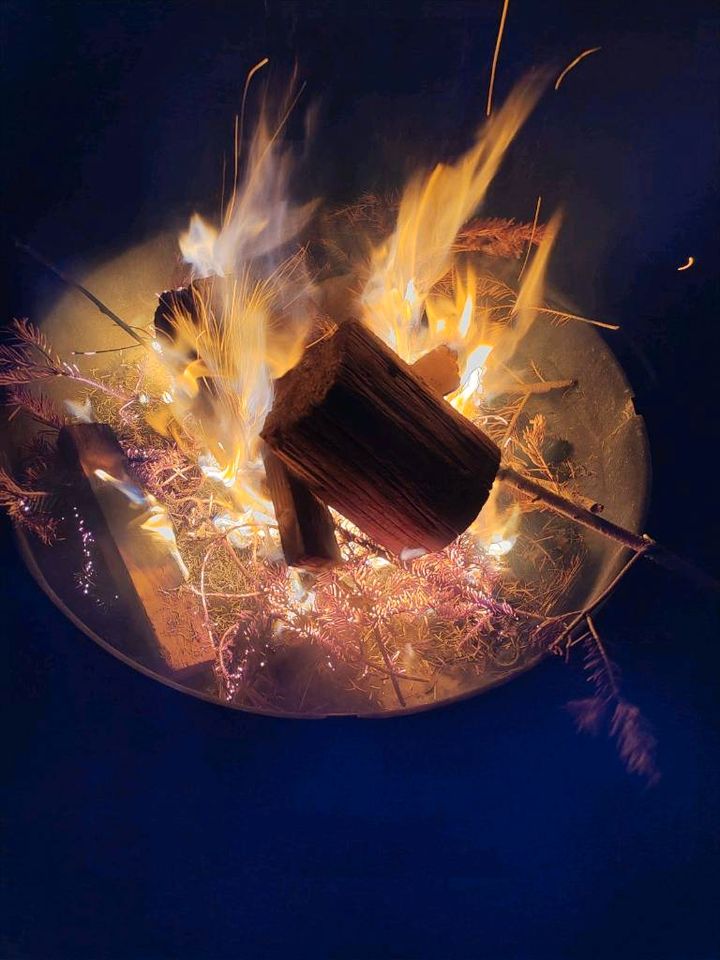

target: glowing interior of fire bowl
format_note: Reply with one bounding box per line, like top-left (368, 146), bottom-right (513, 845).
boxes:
top-left (6, 237), bottom-right (650, 717)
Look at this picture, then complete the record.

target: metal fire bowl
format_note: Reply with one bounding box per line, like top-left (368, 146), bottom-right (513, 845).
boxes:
top-left (8, 242), bottom-right (650, 716)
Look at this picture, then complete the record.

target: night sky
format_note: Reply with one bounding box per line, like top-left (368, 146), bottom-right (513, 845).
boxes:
top-left (2, 1), bottom-right (719, 958)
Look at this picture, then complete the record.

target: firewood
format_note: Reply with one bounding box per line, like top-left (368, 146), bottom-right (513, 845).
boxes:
top-left (262, 446), bottom-right (340, 569)
top-left (410, 345), bottom-right (460, 396)
top-left (58, 423), bottom-right (215, 676)
top-left (261, 318), bottom-right (501, 555)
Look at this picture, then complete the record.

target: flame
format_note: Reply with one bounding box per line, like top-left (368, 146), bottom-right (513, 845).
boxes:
top-left (360, 75), bottom-right (543, 361)
top-left (359, 76), bottom-right (554, 423)
top-left (92, 468), bottom-right (189, 578)
top-left (470, 485), bottom-right (521, 559)
top-left (146, 76), bottom-right (560, 563)
top-left (151, 85), bottom-right (317, 522)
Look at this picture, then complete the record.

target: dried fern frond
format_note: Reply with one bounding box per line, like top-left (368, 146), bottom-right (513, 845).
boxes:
top-left (567, 696), bottom-right (608, 735)
top-left (570, 617), bottom-right (659, 783)
top-left (12, 318), bottom-right (60, 362)
top-left (610, 701), bottom-right (660, 784)
top-left (455, 217), bottom-right (547, 258)
top-left (6, 385), bottom-right (66, 429)
top-left (0, 466), bottom-right (57, 543)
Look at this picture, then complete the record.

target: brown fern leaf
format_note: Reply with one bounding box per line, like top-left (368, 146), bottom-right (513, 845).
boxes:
top-left (567, 696), bottom-right (607, 735)
top-left (11, 318), bottom-right (58, 361)
top-left (611, 701), bottom-right (660, 785)
top-left (6, 386), bottom-right (65, 428)
top-left (0, 466), bottom-right (57, 543)
top-left (456, 217), bottom-right (547, 259)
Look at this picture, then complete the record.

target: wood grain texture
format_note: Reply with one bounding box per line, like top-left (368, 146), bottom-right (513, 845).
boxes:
top-left (58, 423), bottom-right (214, 675)
top-left (262, 319), bottom-right (501, 555)
top-left (262, 447), bottom-right (340, 569)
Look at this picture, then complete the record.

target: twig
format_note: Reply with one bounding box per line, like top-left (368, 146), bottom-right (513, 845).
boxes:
top-left (501, 394), bottom-right (529, 445)
top-left (549, 549), bottom-right (647, 654)
top-left (499, 466), bottom-right (718, 590)
top-left (373, 623), bottom-right (406, 708)
top-left (14, 239), bottom-right (146, 346)
top-left (493, 378), bottom-right (576, 397)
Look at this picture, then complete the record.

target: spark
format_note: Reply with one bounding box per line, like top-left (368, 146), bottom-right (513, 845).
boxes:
top-left (518, 195), bottom-right (542, 280)
top-left (554, 47), bottom-right (602, 91)
top-left (677, 256), bottom-right (695, 272)
top-left (486, 0), bottom-right (510, 117)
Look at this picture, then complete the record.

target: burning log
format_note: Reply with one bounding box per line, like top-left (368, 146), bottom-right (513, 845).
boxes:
top-left (58, 423), bottom-right (215, 676)
top-left (261, 318), bottom-right (501, 555)
top-left (410, 345), bottom-right (461, 396)
top-left (154, 280), bottom-right (342, 570)
top-left (262, 447), bottom-right (340, 569)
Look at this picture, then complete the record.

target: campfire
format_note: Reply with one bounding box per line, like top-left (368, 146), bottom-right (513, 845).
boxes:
top-left (3, 73), bottom-right (698, 739)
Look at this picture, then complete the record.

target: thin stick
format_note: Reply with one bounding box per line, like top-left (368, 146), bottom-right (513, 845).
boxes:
top-left (534, 306), bottom-right (619, 332)
top-left (550, 549), bottom-right (647, 654)
top-left (501, 394), bottom-right (529, 445)
top-left (486, 0), bottom-right (510, 117)
top-left (493, 378), bottom-right (576, 397)
top-left (518, 195), bottom-right (542, 280)
top-left (499, 466), bottom-right (718, 591)
top-left (373, 624), bottom-right (406, 708)
top-left (14, 239), bottom-right (146, 345)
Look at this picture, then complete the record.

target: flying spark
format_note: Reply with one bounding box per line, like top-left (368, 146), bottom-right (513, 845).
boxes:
top-left (555, 47), bottom-right (602, 91)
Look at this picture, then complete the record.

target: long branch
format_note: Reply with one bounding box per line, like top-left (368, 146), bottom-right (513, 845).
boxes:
top-left (498, 466), bottom-right (718, 591)
top-left (15, 239), bottom-right (146, 346)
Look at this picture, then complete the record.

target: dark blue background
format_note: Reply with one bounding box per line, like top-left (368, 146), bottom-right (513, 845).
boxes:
top-left (2, 2), bottom-right (718, 957)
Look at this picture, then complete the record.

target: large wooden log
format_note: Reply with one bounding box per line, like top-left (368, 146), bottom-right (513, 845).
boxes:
top-left (261, 318), bottom-right (501, 555)
top-left (58, 423), bottom-right (215, 676)
top-left (262, 447), bottom-right (340, 569)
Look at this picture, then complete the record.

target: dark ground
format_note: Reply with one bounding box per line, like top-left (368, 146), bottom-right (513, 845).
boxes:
top-left (1, 1), bottom-right (719, 958)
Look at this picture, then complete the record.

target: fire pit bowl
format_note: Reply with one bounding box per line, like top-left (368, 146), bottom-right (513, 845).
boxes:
top-left (4, 236), bottom-right (650, 717)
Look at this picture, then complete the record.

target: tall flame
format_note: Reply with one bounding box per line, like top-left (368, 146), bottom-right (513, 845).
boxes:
top-left (149, 75), bottom-right (558, 560)
top-left (360, 75), bottom-right (544, 362)
top-left (151, 85), bottom-right (317, 527)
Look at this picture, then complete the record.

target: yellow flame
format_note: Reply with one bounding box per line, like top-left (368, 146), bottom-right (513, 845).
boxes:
top-left (148, 78), bottom-right (564, 558)
top-left (92, 468), bottom-right (189, 578)
top-left (148, 83), bottom-right (321, 526)
top-left (470, 485), bottom-right (521, 558)
top-left (361, 76), bottom-right (544, 362)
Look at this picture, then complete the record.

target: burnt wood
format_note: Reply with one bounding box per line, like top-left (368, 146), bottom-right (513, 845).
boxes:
top-left (262, 447), bottom-right (340, 569)
top-left (58, 423), bottom-right (215, 676)
top-left (261, 318), bottom-right (501, 555)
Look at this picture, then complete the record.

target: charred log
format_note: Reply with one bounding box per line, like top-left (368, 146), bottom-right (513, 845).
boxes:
top-left (261, 318), bottom-right (501, 555)
top-left (58, 423), bottom-right (215, 676)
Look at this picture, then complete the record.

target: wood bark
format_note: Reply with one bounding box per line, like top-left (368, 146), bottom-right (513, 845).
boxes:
top-left (261, 318), bottom-right (501, 555)
top-left (58, 423), bottom-right (215, 675)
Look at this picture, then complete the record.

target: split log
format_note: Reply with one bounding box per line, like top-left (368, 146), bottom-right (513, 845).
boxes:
top-left (58, 423), bottom-right (215, 676)
top-left (410, 345), bottom-right (460, 396)
top-left (261, 318), bottom-right (501, 555)
top-left (262, 447), bottom-right (340, 569)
